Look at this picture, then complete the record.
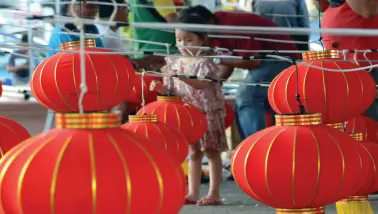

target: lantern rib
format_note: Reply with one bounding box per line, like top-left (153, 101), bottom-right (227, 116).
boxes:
top-left (360, 145), bottom-right (376, 192)
top-left (50, 136), bottom-right (73, 214)
top-left (241, 130), bottom-right (271, 199)
top-left (355, 71), bottom-right (365, 118)
top-left (0, 120), bottom-right (17, 141)
top-left (86, 55), bottom-right (100, 109)
top-left (284, 68), bottom-right (296, 113)
top-left (333, 62), bottom-right (349, 122)
top-left (320, 61), bottom-right (328, 122)
top-left (307, 130), bottom-right (321, 206)
top-left (18, 135), bottom-right (57, 214)
top-left (153, 124), bottom-right (169, 150)
top-left (121, 132), bottom-right (164, 214)
top-left (72, 55), bottom-right (79, 98)
top-left (39, 57), bottom-right (60, 110)
top-left (269, 71), bottom-right (283, 113)
top-left (88, 134), bottom-right (97, 214)
top-left (265, 128), bottom-right (286, 207)
top-left (302, 63), bottom-right (310, 112)
top-left (54, 53), bottom-right (76, 111)
top-left (30, 61), bottom-right (43, 104)
top-left (104, 55), bottom-right (119, 109)
top-left (145, 125), bottom-right (149, 139)
top-left (174, 105), bottom-right (182, 129)
top-left (107, 134), bottom-right (132, 214)
top-left (0, 137), bottom-right (38, 213)
top-left (292, 128), bottom-right (298, 207)
top-left (322, 130), bottom-right (345, 203)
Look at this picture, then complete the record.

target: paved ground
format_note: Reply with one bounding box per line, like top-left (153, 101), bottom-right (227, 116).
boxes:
top-left (181, 181), bottom-right (378, 214)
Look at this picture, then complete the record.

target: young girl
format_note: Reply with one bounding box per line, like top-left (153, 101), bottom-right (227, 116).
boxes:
top-left (149, 14), bottom-right (228, 207)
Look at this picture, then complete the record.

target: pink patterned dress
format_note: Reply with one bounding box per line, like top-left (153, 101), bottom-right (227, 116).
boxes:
top-left (162, 57), bottom-right (228, 152)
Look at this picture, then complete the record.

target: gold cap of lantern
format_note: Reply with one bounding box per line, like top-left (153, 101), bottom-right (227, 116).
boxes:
top-left (302, 50), bottom-right (339, 60)
top-left (60, 39), bottom-right (96, 50)
top-left (275, 113), bottom-right (322, 126)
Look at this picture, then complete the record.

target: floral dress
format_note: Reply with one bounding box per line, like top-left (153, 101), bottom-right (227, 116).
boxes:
top-left (162, 57), bottom-right (228, 152)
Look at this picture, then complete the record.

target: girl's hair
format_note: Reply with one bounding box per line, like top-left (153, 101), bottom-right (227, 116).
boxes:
top-left (177, 8), bottom-right (209, 38)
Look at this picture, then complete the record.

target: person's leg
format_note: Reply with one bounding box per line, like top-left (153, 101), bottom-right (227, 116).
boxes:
top-left (235, 61), bottom-right (291, 140)
top-left (235, 89), bottom-right (267, 140)
top-left (186, 145), bottom-right (203, 203)
top-left (205, 149), bottom-right (222, 200)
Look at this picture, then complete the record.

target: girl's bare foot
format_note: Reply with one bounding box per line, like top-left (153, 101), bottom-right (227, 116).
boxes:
top-left (196, 195), bottom-right (221, 206)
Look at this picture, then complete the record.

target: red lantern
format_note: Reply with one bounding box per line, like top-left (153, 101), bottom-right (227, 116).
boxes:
top-left (361, 140), bottom-right (378, 193)
top-left (30, 40), bottom-right (135, 112)
top-left (121, 114), bottom-right (189, 164)
top-left (137, 96), bottom-right (207, 144)
top-left (335, 133), bottom-right (375, 214)
top-left (232, 113), bottom-right (364, 213)
top-left (0, 116), bottom-right (30, 157)
top-left (124, 72), bottom-right (161, 111)
top-left (268, 51), bottom-right (376, 124)
top-left (0, 113), bottom-right (186, 214)
top-left (224, 103), bottom-right (234, 129)
top-left (346, 115), bottom-right (378, 144)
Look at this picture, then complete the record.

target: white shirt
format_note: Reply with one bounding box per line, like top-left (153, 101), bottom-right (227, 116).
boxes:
top-left (96, 24), bottom-right (125, 51)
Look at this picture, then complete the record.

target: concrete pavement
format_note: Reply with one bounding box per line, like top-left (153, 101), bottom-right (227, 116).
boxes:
top-left (181, 181), bottom-right (378, 214)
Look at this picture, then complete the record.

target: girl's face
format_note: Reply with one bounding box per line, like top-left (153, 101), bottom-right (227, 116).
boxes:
top-left (175, 29), bottom-right (206, 56)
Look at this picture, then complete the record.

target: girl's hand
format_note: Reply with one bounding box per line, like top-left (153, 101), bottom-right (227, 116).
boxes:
top-left (149, 80), bottom-right (168, 94)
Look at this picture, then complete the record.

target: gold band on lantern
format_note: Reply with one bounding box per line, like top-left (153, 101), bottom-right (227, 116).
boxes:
top-left (276, 207), bottom-right (325, 214)
top-left (302, 50), bottom-right (339, 60)
top-left (327, 123), bottom-right (345, 132)
top-left (157, 96), bottom-right (182, 102)
top-left (349, 133), bottom-right (364, 142)
top-left (55, 113), bottom-right (120, 129)
top-left (60, 39), bottom-right (96, 50)
top-left (275, 113), bottom-right (322, 126)
top-left (340, 196), bottom-right (368, 203)
top-left (129, 114), bottom-right (158, 123)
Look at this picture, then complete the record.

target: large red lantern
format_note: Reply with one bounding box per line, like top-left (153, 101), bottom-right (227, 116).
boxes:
top-left (268, 51), bottom-right (376, 124)
top-left (121, 114), bottom-right (188, 164)
top-left (137, 96), bottom-right (207, 144)
top-left (124, 72), bottom-right (161, 111)
top-left (361, 140), bottom-right (378, 193)
top-left (232, 113), bottom-right (364, 213)
top-left (224, 103), bottom-right (234, 129)
top-left (346, 115), bottom-right (378, 144)
top-left (0, 116), bottom-right (30, 157)
top-left (0, 113), bottom-right (186, 214)
top-left (30, 40), bottom-right (135, 112)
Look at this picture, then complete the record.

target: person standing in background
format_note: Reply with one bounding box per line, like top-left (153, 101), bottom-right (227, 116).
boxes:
top-left (97, 0), bottom-right (129, 51)
top-left (314, 0), bottom-right (378, 121)
top-left (47, 0), bottom-right (103, 57)
top-left (6, 35), bottom-right (38, 86)
top-left (130, 0), bottom-right (185, 55)
top-left (251, 0), bottom-right (310, 51)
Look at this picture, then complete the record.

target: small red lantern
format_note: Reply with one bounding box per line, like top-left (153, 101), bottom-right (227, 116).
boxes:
top-left (0, 113), bottom-right (186, 214)
top-left (346, 115), bottom-right (378, 144)
top-left (224, 103), bottom-right (234, 129)
top-left (121, 114), bottom-right (189, 164)
top-left (137, 96), bottom-right (207, 144)
top-left (268, 51), bottom-right (376, 124)
top-left (30, 40), bottom-right (135, 112)
top-left (0, 116), bottom-right (30, 157)
top-left (232, 113), bottom-right (364, 213)
top-left (124, 73), bottom-right (161, 111)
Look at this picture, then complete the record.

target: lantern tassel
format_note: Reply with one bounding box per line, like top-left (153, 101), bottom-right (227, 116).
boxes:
top-left (336, 196), bottom-right (374, 214)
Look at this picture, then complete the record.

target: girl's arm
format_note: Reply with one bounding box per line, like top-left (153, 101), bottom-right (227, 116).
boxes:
top-left (346, 0), bottom-right (378, 19)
